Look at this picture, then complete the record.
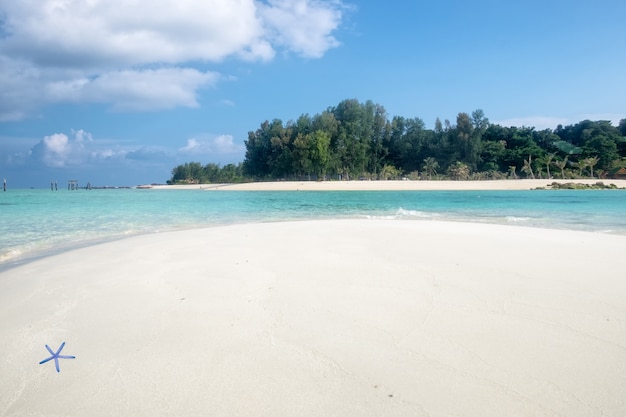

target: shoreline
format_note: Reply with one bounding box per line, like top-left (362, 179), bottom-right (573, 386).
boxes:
top-left (3, 180), bottom-right (626, 269)
top-left (149, 178), bottom-right (626, 191)
top-left (2, 219), bottom-right (625, 416)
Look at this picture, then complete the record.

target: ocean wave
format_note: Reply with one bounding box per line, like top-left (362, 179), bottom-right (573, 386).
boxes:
top-left (395, 208), bottom-right (439, 218)
top-left (0, 248), bottom-right (22, 263)
top-left (506, 216), bottom-right (531, 223)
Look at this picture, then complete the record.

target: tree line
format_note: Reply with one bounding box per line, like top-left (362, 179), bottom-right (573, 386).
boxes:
top-left (169, 99), bottom-right (626, 183)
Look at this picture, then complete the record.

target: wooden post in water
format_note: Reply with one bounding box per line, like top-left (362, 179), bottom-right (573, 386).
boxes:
top-left (3, 178), bottom-right (5, 192)
top-left (68, 179), bottom-right (79, 190)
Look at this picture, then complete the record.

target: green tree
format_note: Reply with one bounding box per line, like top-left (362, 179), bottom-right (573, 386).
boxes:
top-left (367, 103), bottom-right (390, 178)
top-left (332, 99), bottom-right (369, 179)
top-left (582, 135), bottom-right (618, 173)
top-left (310, 130), bottom-right (331, 179)
top-left (471, 109), bottom-right (489, 133)
top-left (234, 100), bottom-right (624, 181)
top-left (172, 162), bottom-right (204, 183)
top-left (544, 152), bottom-right (555, 179)
top-left (619, 119), bottom-right (626, 137)
top-left (244, 120), bottom-right (280, 178)
top-left (447, 161), bottom-right (470, 180)
top-left (583, 156), bottom-right (599, 178)
top-left (422, 157), bottom-right (439, 180)
top-left (267, 121), bottom-right (293, 178)
top-left (379, 164), bottom-right (402, 180)
top-left (521, 155), bottom-right (535, 179)
top-left (574, 159), bottom-right (587, 177)
top-left (292, 133), bottom-right (313, 178)
top-left (554, 156), bottom-right (569, 179)
top-left (218, 163), bottom-right (244, 183)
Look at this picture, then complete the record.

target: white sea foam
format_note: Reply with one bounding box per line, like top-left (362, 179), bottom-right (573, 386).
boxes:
top-left (395, 208), bottom-right (439, 218)
top-left (0, 248), bottom-right (22, 263)
top-left (506, 216), bottom-right (531, 223)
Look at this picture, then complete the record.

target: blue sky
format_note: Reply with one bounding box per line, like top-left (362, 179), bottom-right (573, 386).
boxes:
top-left (1, 0), bottom-right (624, 187)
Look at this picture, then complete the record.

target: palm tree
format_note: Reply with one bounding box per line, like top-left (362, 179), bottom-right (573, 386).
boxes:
top-left (583, 156), bottom-right (599, 178)
top-left (554, 156), bottom-right (569, 179)
top-left (447, 161), bottom-right (470, 180)
top-left (379, 164), bottom-right (401, 180)
top-left (575, 159), bottom-right (588, 177)
top-left (545, 152), bottom-right (555, 179)
top-left (508, 166), bottom-right (518, 179)
top-left (521, 155), bottom-right (535, 179)
top-left (422, 157), bottom-right (439, 180)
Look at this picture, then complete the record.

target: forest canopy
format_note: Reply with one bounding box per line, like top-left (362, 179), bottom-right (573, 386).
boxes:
top-left (169, 99), bottom-right (626, 184)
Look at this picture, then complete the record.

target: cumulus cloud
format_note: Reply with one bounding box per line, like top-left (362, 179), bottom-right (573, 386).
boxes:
top-left (31, 131), bottom-right (86, 168)
top-left (28, 129), bottom-right (124, 168)
top-left (41, 134), bottom-right (72, 167)
top-left (259, 0), bottom-right (343, 58)
top-left (1, 0), bottom-right (269, 66)
top-left (0, 0), bottom-right (346, 120)
top-left (21, 129), bottom-right (243, 175)
top-left (4, 129), bottom-right (250, 186)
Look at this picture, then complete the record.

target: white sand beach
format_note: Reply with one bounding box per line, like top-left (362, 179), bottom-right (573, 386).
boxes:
top-left (152, 178), bottom-right (626, 191)
top-left (1, 219), bottom-right (626, 416)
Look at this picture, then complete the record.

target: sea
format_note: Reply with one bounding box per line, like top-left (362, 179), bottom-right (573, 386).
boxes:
top-left (1, 187), bottom-right (626, 269)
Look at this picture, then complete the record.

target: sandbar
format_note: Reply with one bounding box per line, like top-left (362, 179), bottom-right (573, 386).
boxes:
top-left (1, 219), bottom-right (625, 416)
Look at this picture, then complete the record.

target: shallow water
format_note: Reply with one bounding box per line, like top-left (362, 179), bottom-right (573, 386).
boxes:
top-left (1, 188), bottom-right (625, 267)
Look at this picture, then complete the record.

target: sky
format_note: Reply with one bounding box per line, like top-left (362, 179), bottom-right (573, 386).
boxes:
top-left (1, 0), bottom-right (624, 187)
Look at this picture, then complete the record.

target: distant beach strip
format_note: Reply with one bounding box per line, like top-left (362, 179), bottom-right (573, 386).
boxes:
top-left (151, 178), bottom-right (626, 190)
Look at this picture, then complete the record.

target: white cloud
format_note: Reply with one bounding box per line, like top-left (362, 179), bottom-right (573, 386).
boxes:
top-left (179, 135), bottom-right (245, 157)
top-left (73, 129), bottom-right (93, 143)
top-left (1, 0), bottom-right (270, 66)
top-left (30, 129), bottom-right (127, 168)
top-left (0, 0), bottom-right (345, 120)
top-left (42, 134), bottom-right (71, 167)
top-left (213, 135), bottom-right (245, 154)
top-left (37, 132), bottom-right (87, 167)
top-left (258, 0), bottom-right (343, 58)
top-left (180, 138), bottom-right (203, 153)
top-left (47, 68), bottom-right (220, 111)
top-left (22, 129), bottom-right (243, 173)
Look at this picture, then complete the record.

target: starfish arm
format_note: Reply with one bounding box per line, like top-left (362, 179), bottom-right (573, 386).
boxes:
top-left (39, 356), bottom-right (54, 365)
top-left (40, 343), bottom-right (74, 372)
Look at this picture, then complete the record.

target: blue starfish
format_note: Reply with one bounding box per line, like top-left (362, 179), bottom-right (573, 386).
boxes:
top-left (39, 342), bottom-right (75, 372)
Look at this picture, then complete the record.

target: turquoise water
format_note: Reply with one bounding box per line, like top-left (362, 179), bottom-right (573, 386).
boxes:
top-left (1, 188), bottom-right (626, 268)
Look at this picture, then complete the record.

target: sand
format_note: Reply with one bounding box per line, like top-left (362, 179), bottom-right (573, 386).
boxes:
top-left (1, 219), bottom-right (626, 416)
top-left (151, 178), bottom-right (626, 191)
